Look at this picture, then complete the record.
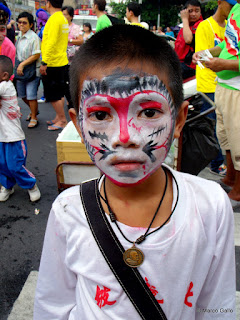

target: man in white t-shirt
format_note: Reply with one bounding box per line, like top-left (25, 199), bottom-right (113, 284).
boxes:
top-left (0, 55), bottom-right (40, 202)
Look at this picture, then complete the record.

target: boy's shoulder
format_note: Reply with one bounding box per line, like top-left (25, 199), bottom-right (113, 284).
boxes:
top-left (0, 80), bottom-right (16, 94)
top-left (172, 167), bottom-right (231, 220)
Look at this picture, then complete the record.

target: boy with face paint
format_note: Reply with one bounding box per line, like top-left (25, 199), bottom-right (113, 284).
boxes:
top-left (34, 25), bottom-right (236, 319)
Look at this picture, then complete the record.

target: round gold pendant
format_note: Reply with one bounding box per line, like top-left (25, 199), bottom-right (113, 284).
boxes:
top-left (123, 245), bottom-right (144, 268)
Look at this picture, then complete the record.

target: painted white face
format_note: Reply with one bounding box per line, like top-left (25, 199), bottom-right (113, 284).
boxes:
top-left (79, 72), bottom-right (176, 186)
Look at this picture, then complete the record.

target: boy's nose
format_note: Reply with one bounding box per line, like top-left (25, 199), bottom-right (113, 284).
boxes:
top-left (112, 127), bottom-right (140, 149)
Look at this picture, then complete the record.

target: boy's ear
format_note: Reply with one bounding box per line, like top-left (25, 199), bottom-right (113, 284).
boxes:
top-left (68, 108), bottom-right (84, 141)
top-left (173, 101), bottom-right (189, 139)
top-left (3, 71), bottom-right (9, 81)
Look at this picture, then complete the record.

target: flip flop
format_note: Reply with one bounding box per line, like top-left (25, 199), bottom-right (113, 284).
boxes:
top-left (48, 124), bottom-right (65, 131)
top-left (46, 120), bottom-right (55, 125)
top-left (28, 119), bottom-right (38, 128)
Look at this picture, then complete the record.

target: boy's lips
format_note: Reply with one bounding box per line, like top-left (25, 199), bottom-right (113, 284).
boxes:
top-left (111, 160), bottom-right (144, 171)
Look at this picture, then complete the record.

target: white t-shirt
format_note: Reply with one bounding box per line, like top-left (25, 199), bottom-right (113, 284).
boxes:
top-left (34, 167), bottom-right (236, 320)
top-left (0, 81), bottom-right (25, 142)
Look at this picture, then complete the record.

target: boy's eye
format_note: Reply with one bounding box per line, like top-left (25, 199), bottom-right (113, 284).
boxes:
top-left (90, 111), bottom-right (110, 121)
top-left (139, 109), bottom-right (161, 119)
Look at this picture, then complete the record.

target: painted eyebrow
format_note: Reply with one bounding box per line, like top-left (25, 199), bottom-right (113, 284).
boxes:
top-left (140, 101), bottom-right (163, 110)
top-left (86, 106), bottom-right (111, 113)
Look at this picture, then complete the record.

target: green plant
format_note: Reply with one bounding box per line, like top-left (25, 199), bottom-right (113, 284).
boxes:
top-left (109, 1), bottom-right (130, 19)
top-left (205, 0), bottom-right (218, 11)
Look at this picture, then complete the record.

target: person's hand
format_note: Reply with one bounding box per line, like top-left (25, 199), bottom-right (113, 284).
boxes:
top-left (180, 9), bottom-right (189, 21)
top-left (205, 58), bottom-right (225, 72)
top-left (17, 63), bottom-right (24, 76)
top-left (192, 51), bottom-right (204, 65)
top-left (40, 65), bottom-right (47, 76)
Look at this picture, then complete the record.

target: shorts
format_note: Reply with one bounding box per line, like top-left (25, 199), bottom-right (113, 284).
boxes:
top-left (215, 84), bottom-right (240, 170)
top-left (16, 77), bottom-right (40, 100)
top-left (42, 66), bottom-right (67, 102)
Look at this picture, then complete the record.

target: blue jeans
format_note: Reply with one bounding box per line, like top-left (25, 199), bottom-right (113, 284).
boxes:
top-left (201, 93), bottom-right (224, 171)
top-left (16, 77), bottom-right (40, 100)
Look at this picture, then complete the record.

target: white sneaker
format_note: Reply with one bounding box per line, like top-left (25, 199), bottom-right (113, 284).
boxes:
top-left (0, 186), bottom-right (14, 201)
top-left (37, 97), bottom-right (46, 103)
top-left (28, 184), bottom-right (41, 202)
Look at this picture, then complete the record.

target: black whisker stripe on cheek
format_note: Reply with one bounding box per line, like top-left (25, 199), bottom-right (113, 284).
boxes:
top-left (89, 131), bottom-right (108, 141)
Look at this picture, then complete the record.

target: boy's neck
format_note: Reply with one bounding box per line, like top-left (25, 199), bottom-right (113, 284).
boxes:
top-left (49, 7), bottom-right (61, 16)
top-left (100, 166), bottom-right (174, 228)
top-left (130, 16), bottom-right (140, 24)
top-left (96, 10), bottom-right (105, 18)
top-left (212, 9), bottom-right (227, 27)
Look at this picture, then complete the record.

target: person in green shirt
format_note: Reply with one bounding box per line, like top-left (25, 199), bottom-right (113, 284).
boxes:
top-left (193, 1), bottom-right (240, 207)
top-left (92, 0), bottom-right (112, 33)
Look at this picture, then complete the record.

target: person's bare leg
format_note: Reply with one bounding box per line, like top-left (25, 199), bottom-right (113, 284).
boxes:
top-left (48, 99), bottom-right (67, 129)
top-left (28, 100), bottom-right (38, 120)
top-left (48, 98), bottom-right (65, 124)
top-left (221, 150), bottom-right (235, 187)
top-left (228, 171), bottom-right (240, 201)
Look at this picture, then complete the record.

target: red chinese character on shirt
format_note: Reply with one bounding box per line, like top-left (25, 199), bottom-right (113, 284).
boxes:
top-left (184, 281), bottom-right (194, 307)
top-left (95, 285), bottom-right (117, 309)
top-left (145, 277), bottom-right (164, 304)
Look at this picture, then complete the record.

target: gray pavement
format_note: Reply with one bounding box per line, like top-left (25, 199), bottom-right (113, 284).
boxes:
top-left (6, 165), bottom-right (240, 319)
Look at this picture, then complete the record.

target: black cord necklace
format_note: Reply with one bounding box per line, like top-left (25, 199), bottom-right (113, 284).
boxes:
top-left (99, 166), bottom-right (179, 268)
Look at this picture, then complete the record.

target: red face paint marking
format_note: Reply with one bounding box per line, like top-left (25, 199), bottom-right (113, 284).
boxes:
top-left (86, 106), bottom-right (111, 113)
top-left (140, 101), bottom-right (163, 110)
top-left (142, 164), bottom-right (146, 175)
top-left (91, 145), bottom-right (103, 156)
top-left (106, 95), bottom-right (133, 143)
top-left (128, 117), bottom-right (142, 133)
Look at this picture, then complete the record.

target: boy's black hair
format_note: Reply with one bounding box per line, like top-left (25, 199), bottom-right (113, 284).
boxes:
top-left (127, 2), bottom-right (141, 17)
top-left (185, 0), bottom-right (201, 8)
top-left (48, 0), bottom-right (63, 9)
top-left (83, 22), bottom-right (92, 31)
top-left (0, 55), bottom-right (13, 77)
top-left (94, 0), bottom-right (106, 12)
top-left (17, 12), bottom-right (34, 26)
top-left (70, 25), bottom-right (183, 114)
top-left (62, 6), bottom-right (74, 18)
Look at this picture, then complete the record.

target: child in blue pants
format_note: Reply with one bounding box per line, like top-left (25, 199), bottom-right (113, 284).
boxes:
top-left (0, 55), bottom-right (41, 202)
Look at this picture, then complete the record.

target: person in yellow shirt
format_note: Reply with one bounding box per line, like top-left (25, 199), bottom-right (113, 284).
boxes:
top-left (195, 0), bottom-right (236, 176)
top-left (40, 0), bottom-right (69, 131)
top-left (126, 2), bottom-right (142, 27)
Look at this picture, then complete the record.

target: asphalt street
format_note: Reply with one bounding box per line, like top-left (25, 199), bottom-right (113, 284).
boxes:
top-left (0, 97), bottom-right (239, 320)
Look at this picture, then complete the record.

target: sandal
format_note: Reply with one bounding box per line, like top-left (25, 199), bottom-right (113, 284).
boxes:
top-left (26, 111), bottom-right (40, 121)
top-left (28, 119), bottom-right (38, 128)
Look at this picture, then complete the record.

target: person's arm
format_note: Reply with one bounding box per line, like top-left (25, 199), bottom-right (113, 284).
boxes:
top-left (69, 34), bottom-right (83, 46)
top-left (34, 205), bottom-right (77, 320)
top-left (181, 9), bottom-right (193, 44)
top-left (196, 189), bottom-right (236, 319)
top-left (16, 54), bottom-right (40, 76)
top-left (205, 58), bottom-right (239, 73)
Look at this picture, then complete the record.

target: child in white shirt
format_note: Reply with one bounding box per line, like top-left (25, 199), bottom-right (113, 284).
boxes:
top-left (0, 55), bottom-right (40, 202)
